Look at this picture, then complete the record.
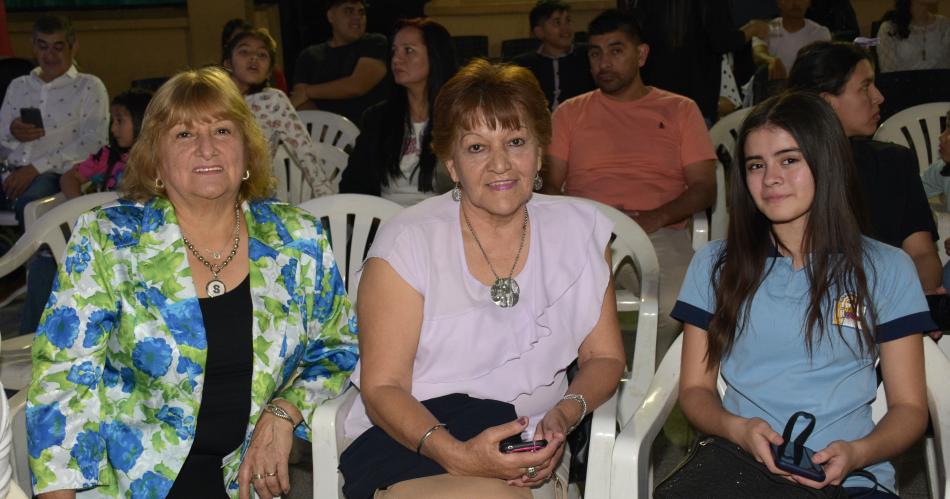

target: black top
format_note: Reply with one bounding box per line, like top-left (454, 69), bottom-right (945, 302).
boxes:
top-left (639, 0), bottom-right (748, 122)
top-left (510, 44), bottom-right (595, 111)
top-left (852, 138), bottom-right (937, 248)
top-left (292, 33), bottom-right (389, 123)
top-left (340, 100), bottom-right (396, 196)
top-left (168, 275), bottom-right (253, 499)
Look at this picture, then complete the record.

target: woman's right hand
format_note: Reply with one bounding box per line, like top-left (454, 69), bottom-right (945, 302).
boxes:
top-left (729, 416), bottom-right (791, 478)
top-left (441, 417), bottom-right (562, 482)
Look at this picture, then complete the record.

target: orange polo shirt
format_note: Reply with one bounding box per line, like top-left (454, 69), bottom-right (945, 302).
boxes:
top-left (548, 87), bottom-right (715, 227)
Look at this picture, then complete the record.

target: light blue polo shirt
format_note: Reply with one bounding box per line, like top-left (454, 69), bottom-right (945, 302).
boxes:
top-left (672, 237), bottom-right (935, 489)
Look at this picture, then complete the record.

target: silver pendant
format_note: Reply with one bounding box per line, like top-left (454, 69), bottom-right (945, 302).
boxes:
top-left (490, 277), bottom-right (520, 308)
top-left (206, 279), bottom-right (227, 297)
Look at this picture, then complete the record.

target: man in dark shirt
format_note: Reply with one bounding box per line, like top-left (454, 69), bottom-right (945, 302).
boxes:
top-left (290, 0), bottom-right (388, 123)
top-left (512, 1), bottom-right (594, 111)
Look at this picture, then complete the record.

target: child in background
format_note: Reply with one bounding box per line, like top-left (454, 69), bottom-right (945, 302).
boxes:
top-left (19, 89), bottom-right (153, 335)
top-left (59, 89), bottom-right (152, 198)
top-left (919, 109), bottom-right (950, 287)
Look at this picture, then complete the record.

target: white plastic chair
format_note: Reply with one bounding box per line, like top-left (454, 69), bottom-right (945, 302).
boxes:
top-left (297, 194), bottom-right (403, 305)
top-left (272, 143), bottom-right (349, 204)
top-left (874, 102), bottom-right (950, 173)
top-left (579, 199), bottom-right (660, 499)
top-left (0, 194), bottom-right (69, 310)
top-left (692, 107), bottom-right (753, 247)
top-left (0, 192), bottom-right (119, 392)
top-left (6, 390), bottom-right (28, 498)
top-left (310, 198), bottom-right (660, 498)
top-left (296, 110), bottom-right (360, 151)
top-left (613, 335), bottom-right (950, 499)
top-left (690, 162), bottom-right (728, 251)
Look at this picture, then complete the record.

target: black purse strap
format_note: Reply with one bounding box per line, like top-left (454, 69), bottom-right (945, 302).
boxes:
top-left (778, 411), bottom-right (817, 464)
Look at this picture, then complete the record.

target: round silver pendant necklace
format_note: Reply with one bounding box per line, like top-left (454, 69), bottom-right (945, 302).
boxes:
top-left (462, 205), bottom-right (529, 308)
top-left (182, 204), bottom-right (241, 297)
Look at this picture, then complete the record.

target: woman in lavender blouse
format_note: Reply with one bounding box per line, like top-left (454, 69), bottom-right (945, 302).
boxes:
top-left (342, 59), bottom-right (626, 498)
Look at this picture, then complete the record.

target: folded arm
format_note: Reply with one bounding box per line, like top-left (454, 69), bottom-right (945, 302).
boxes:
top-left (292, 57), bottom-right (386, 107)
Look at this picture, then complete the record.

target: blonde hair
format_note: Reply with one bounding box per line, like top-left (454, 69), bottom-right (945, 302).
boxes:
top-left (121, 66), bottom-right (274, 202)
top-left (430, 59), bottom-right (551, 162)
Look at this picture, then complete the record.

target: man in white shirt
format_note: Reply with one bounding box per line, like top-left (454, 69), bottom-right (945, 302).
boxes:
top-left (0, 15), bottom-right (108, 226)
top-left (753, 0), bottom-right (831, 79)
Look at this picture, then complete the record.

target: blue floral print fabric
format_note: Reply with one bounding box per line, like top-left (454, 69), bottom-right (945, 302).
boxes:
top-left (27, 197), bottom-right (358, 498)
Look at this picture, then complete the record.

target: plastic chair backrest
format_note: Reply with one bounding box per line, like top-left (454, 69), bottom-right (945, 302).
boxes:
top-left (2, 192), bottom-right (119, 271)
top-left (710, 107), bottom-right (752, 170)
top-left (296, 110), bottom-right (360, 152)
top-left (873, 102), bottom-right (950, 173)
top-left (273, 143), bottom-right (349, 203)
top-left (297, 194), bottom-right (403, 305)
top-left (580, 198), bottom-right (660, 424)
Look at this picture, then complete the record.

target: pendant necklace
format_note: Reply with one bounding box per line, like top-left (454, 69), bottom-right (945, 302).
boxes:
top-left (183, 204), bottom-right (241, 297)
top-left (462, 205), bottom-right (529, 308)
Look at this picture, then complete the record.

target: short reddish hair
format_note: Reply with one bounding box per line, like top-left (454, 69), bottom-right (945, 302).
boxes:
top-left (431, 59), bottom-right (551, 162)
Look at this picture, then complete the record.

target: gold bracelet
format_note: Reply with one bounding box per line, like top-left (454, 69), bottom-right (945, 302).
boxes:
top-left (416, 423), bottom-right (447, 455)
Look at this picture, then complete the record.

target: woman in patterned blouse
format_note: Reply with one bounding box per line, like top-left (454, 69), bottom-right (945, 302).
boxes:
top-left (27, 67), bottom-right (358, 499)
top-left (223, 27), bottom-right (337, 197)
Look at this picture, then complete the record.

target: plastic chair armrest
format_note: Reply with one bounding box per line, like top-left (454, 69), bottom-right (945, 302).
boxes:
top-left (691, 211), bottom-right (709, 252)
top-left (611, 335), bottom-right (683, 499)
top-left (584, 390), bottom-right (619, 498)
top-left (923, 338), bottom-right (950, 498)
top-left (312, 385), bottom-right (358, 499)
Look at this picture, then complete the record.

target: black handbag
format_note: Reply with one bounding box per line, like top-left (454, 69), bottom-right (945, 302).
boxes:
top-left (653, 435), bottom-right (849, 499)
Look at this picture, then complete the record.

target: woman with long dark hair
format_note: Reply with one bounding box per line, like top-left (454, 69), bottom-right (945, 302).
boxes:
top-left (786, 42), bottom-right (942, 316)
top-left (339, 18), bottom-right (456, 206)
top-left (878, 0), bottom-right (950, 72)
top-left (673, 92), bottom-right (930, 497)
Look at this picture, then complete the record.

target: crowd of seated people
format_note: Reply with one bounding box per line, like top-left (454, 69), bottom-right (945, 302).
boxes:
top-left (1, 1), bottom-right (947, 498)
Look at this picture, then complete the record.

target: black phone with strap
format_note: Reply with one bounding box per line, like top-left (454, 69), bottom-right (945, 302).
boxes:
top-left (770, 411), bottom-right (826, 482)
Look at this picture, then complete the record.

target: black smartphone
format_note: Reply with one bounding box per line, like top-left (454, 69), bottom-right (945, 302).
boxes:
top-left (770, 442), bottom-right (825, 482)
top-left (499, 436), bottom-right (548, 454)
top-left (20, 107), bottom-right (43, 129)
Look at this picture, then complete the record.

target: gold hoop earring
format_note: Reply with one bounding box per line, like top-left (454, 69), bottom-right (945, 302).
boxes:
top-left (154, 177), bottom-right (165, 190)
top-left (242, 170), bottom-right (250, 181)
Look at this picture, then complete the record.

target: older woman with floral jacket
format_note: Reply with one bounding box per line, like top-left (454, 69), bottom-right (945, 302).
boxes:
top-left (26, 67), bottom-right (357, 499)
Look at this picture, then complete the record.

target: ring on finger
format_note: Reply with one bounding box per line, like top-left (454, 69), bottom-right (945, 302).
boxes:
top-left (265, 471), bottom-right (278, 477)
top-left (526, 466), bottom-right (538, 479)
top-left (252, 473), bottom-right (264, 480)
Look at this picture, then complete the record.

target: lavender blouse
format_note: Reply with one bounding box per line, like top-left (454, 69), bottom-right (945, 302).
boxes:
top-left (344, 192), bottom-right (613, 438)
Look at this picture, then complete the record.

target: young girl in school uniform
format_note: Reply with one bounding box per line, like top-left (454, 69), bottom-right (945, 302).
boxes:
top-left (673, 92), bottom-right (932, 498)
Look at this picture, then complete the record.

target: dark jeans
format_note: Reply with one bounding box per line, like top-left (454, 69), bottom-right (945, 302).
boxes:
top-left (0, 171), bottom-right (61, 334)
top-left (0, 171), bottom-right (62, 227)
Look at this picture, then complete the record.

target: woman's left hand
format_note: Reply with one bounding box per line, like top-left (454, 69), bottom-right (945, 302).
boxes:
top-left (790, 440), bottom-right (860, 489)
top-left (507, 408), bottom-right (570, 488)
top-left (238, 412), bottom-right (295, 499)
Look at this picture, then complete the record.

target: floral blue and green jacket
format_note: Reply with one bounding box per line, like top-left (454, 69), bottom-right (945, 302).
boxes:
top-left (26, 197), bottom-right (358, 498)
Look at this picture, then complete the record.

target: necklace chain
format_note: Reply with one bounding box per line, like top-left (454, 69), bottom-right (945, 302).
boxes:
top-left (462, 206), bottom-right (529, 283)
top-left (182, 204), bottom-right (241, 286)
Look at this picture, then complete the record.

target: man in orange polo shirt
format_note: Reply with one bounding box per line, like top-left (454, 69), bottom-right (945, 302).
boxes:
top-left (544, 9), bottom-right (716, 356)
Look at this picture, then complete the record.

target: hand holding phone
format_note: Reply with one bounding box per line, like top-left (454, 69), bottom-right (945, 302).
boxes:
top-left (770, 442), bottom-right (825, 482)
top-left (19, 107), bottom-right (44, 129)
top-left (499, 434), bottom-right (548, 453)
top-left (770, 411), bottom-right (826, 482)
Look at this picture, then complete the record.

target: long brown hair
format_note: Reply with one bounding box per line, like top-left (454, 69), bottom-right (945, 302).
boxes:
top-left (705, 92), bottom-right (876, 368)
